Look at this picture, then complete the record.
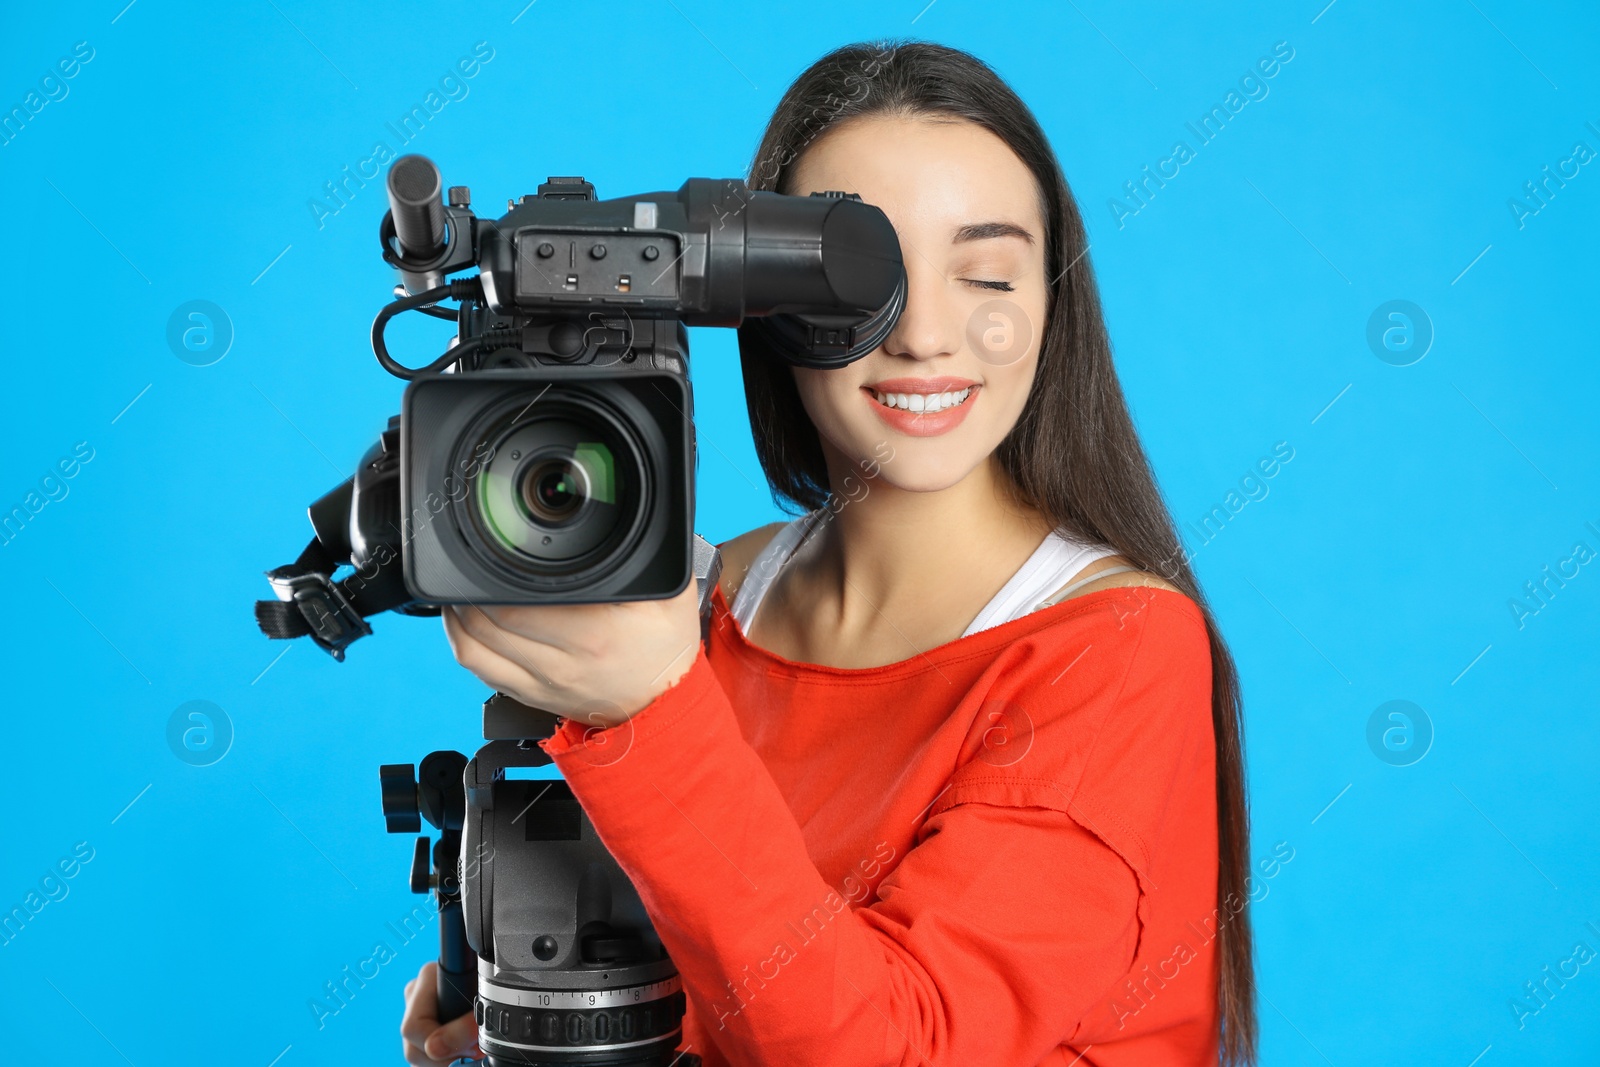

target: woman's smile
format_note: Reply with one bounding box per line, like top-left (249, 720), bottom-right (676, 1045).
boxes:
top-left (860, 377), bottom-right (981, 437)
top-left (784, 113), bottom-right (1045, 487)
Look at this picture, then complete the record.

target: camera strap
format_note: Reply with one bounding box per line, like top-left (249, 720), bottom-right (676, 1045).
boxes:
top-left (254, 536), bottom-right (421, 660)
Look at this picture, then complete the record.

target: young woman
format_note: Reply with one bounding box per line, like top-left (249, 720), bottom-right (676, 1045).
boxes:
top-left (403, 40), bottom-right (1255, 1067)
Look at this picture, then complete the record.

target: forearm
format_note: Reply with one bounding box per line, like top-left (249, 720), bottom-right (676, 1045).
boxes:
top-left (541, 648), bottom-right (1140, 1067)
top-left (544, 648), bottom-right (897, 1062)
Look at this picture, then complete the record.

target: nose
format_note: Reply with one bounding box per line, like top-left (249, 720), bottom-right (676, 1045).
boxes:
top-left (880, 253), bottom-right (963, 362)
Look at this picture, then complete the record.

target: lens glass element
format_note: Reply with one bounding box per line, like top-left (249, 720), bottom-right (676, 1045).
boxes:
top-left (471, 415), bottom-right (634, 574)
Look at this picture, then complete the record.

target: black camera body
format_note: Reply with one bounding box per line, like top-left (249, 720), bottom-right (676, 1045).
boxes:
top-left (401, 365), bottom-right (692, 603)
top-left (260, 155), bottom-right (907, 1065)
top-left (258, 155), bottom-right (904, 660)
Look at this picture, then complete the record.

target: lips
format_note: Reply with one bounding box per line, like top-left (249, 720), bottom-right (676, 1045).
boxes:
top-left (860, 380), bottom-right (980, 437)
top-left (863, 376), bottom-right (979, 393)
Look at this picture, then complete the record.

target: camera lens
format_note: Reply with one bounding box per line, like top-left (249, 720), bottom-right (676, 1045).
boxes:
top-left (453, 389), bottom-right (653, 587)
top-left (520, 456), bottom-right (589, 524)
top-left (478, 423), bottom-right (627, 566)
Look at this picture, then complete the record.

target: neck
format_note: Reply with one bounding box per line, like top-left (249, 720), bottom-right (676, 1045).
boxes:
top-left (802, 446), bottom-right (1055, 628)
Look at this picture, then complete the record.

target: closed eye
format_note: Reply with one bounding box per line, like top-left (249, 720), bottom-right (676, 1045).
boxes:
top-left (962, 279), bottom-right (1015, 291)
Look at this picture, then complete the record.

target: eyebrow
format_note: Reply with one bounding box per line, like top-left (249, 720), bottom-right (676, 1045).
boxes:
top-left (951, 221), bottom-right (1036, 245)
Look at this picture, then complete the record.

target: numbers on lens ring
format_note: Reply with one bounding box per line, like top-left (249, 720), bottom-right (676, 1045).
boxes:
top-left (513, 987), bottom-right (665, 1009)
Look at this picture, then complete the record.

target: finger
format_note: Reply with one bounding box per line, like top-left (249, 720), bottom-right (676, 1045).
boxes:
top-left (441, 605), bottom-right (492, 665)
top-left (403, 1037), bottom-right (443, 1067)
top-left (401, 962), bottom-right (445, 1065)
top-left (442, 606), bottom-right (504, 672)
top-left (450, 603), bottom-right (543, 665)
top-left (448, 605), bottom-right (543, 674)
top-left (443, 608), bottom-right (521, 680)
top-left (449, 606), bottom-right (565, 693)
top-left (400, 962), bottom-right (483, 1066)
top-left (401, 961), bottom-right (438, 1035)
top-left (476, 600), bottom-right (605, 646)
top-left (423, 1011), bottom-right (483, 1062)
top-left (443, 612), bottom-right (544, 703)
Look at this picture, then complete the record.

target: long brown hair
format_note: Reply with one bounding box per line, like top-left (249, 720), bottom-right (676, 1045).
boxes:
top-left (733, 40), bottom-right (1256, 1064)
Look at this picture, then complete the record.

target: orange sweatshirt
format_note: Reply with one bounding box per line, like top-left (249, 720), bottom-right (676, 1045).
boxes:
top-left (538, 577), bottom-right (1221, 1067)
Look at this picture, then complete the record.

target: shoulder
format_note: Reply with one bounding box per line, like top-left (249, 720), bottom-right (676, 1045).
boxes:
top-left (1052, 553), bottom-right (1206, 637)
top-left (714, 521), bottom-right (790, 604)
top-left (964, 573), bottom-right (1214, 827)
top-left (939, 579), bottom-right (1214, 840)
top-left (1045, 554), bottom-right (1187, 604)
top-left (1010, 562), bottom-right (1211, 725)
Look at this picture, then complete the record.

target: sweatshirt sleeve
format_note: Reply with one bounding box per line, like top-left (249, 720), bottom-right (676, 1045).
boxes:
top-left (535, 594), bottom-right (1211, 1067)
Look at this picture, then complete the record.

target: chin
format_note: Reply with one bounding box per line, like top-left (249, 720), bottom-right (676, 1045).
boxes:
top-left (877, 471), bottom-right (974, 494)
top-left (846, 439), bottom-right (985, 495)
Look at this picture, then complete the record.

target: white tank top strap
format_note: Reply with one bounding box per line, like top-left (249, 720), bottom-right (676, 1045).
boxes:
top-left (727, 508), bottom-right (827, 635)
top-left (1028, 564), bottom-right (1143, 612)
top-left (959, 530), bottom-right (1122, 637)
top-left (727, 511), bottom-right (1128, 640)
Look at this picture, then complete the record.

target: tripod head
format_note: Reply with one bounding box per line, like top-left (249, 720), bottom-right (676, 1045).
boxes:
top-left (379, 537), bottom-right (723, 1065)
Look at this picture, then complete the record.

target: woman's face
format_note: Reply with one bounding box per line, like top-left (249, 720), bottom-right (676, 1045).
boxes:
top-left (787, 113), bottom-right (1050, 494)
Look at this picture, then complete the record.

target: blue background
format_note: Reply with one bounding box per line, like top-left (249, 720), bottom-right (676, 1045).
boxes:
top-left (2, 1), bottom-right (1596, 1063)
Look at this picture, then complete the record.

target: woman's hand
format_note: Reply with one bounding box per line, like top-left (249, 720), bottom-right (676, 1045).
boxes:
top-left (441, 579), bottom-right (703, 729)
top-left (400, 961), bottom-right (480, 1065)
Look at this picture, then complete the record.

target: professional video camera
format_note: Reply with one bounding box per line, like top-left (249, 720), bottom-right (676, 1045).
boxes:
top-left (253, 155), bottom-right (905, 1066)
top-left (256, 154), bottom-right (904, 660)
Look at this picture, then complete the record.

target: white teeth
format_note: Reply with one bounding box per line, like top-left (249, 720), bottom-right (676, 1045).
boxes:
top-left (871, 387), bottom-right (972, 413)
